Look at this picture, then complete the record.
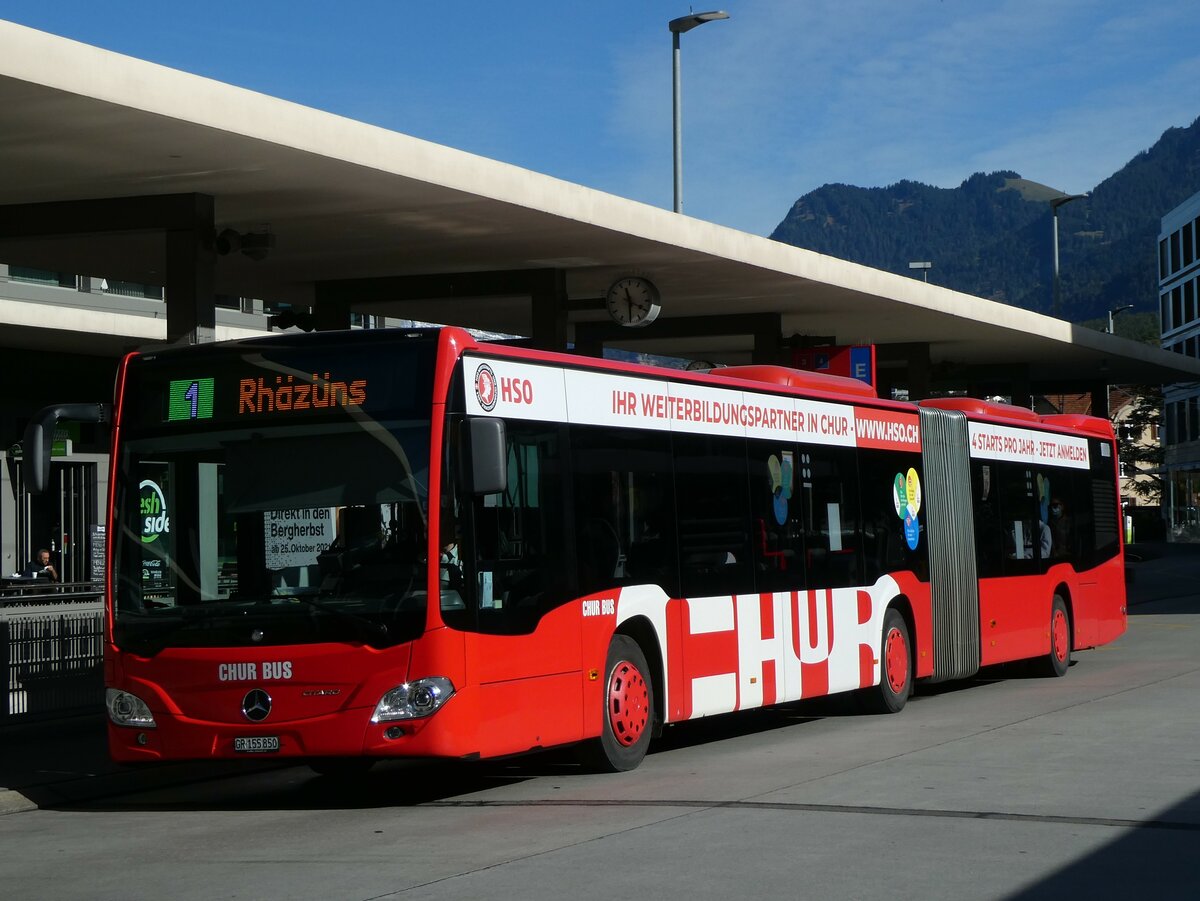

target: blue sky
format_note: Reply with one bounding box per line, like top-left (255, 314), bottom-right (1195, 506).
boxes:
top-left (2, 2), bottom-right (1198, 235)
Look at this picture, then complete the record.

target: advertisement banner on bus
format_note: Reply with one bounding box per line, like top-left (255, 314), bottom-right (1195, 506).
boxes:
top-left (463, 355), bottom-right (919, 452)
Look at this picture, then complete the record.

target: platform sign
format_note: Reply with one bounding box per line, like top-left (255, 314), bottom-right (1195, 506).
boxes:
top-left (791, 345), bottom-right (876, 387)
top-left (89, 524), bottom-right (106, 583)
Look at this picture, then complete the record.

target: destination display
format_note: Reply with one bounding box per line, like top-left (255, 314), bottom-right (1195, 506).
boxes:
top-left (122, 335), bottom-right (438, 431)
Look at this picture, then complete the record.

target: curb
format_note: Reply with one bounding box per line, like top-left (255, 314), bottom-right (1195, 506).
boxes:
top-left (0, 788), bottom-right (37, 816)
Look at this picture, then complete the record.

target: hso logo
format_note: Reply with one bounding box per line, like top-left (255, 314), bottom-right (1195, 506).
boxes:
top-left (139, 480), bottom-right (170, 543)
top-left (474, 363), bottom-right (498, 412)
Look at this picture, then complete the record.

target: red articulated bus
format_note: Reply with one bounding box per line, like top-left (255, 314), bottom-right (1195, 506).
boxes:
top-left (27, 327), bottom-right (1126, 772)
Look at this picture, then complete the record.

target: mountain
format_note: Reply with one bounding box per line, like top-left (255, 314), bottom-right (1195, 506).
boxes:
top-left (769, 116), bottom-right (1200, 323)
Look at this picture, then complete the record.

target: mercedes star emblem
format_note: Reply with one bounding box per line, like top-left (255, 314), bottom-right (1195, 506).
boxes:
top-left (241, 688), bottom-right (272, 722)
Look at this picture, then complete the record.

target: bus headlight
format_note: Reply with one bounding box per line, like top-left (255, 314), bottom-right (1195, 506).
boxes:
top-left (371, 677), bottom-right (455, 722)
top-left (106, 688), bottom-right (157, 729)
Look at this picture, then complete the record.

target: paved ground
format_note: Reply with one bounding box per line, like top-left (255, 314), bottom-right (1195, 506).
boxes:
top-left (0, 543), bottom-right (1197, 900)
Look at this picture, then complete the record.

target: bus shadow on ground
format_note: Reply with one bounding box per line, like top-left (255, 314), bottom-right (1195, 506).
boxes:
top-left (34, 663), bottom-right (1090, 815)
top-left (46, 683), bottom-right (1017, 814)
top-left (41, 694), bottom-right (868, 813)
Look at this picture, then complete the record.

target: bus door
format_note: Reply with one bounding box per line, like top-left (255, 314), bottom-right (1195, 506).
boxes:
top-left (456, 419), bottom-right (583, 755)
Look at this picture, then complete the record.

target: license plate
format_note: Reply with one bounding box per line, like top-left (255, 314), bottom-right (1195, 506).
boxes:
top-left (234, 736), bottom-right (280, 753)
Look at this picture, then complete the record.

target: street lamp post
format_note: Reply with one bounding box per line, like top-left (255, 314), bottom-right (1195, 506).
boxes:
top-left (1108, 304), bottom-right (1134, 334)
top-left (908, 261), bottom-right (933, 283)
top-left (669, 10), bottom-right (728, 214)
top-left (1049, 192), bottom-right (1088, 317)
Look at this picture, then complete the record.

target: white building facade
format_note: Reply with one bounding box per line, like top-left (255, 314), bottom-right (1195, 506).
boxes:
top-left (1159, 191), bottom-right (1200, 539)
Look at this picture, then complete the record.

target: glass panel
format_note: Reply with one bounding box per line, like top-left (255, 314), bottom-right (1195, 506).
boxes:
top-left (459, 420), bottom-right (569, 634)
top-left (113, 420), bottom-right (432, 653)
top-left (859, 448), bottom-right (928, 582)
top-left (748, 439), bottom-right (806, 592)
top-left (797, 447), bottom-right (861, 588)
top-left (674, 433), bottom-right (752, 597)
top-left (110, 334), bottom-right (438, 653)
top-left (570, 424), bottom-right (677, 598)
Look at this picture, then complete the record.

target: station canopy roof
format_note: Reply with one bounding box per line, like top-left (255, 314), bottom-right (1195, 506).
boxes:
top-left (1, 19), bottom-right (1197, 388)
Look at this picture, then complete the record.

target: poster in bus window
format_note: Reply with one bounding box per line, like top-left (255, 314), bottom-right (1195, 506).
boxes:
top-left (139, 471), bottom-right (171, 591)
top-left (768, 452), bottom-right (793, 525)
top-left (263, 508), bottom-right (336, 590)
top-left (894, 468), bottom-right (922, 550)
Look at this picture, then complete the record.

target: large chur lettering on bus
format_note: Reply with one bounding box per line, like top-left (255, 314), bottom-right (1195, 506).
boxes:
top-left (614, 577), bottom-right (899, 723)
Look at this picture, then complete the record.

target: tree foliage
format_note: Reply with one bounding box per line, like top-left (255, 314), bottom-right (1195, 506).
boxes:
top-left (1117, 385), bottom-right (1164, 502)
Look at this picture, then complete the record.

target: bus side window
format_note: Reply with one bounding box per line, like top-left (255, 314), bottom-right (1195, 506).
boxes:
top-left (748, 440), bottom-right (806, 593)
top-left (972, 462), bottom-right (1004, 578)
top-left (799, 447), bottom-right (862, 589)
top-left (997, 464), bottom-right (1039, 576)
top-left (1085, 439), bottom-right (1121, 567)
top-left (569, 425), bottom-right (676, 598)
top-left (673, 432), bottom-right (753, 598)
top-left (859, 449), bottom-right (927, 583)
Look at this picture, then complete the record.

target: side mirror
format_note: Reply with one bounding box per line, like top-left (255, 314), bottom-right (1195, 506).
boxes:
top-left (23, 403), bottom-right (110, 495)
top-left (468, 417), bottom-right (507, 496)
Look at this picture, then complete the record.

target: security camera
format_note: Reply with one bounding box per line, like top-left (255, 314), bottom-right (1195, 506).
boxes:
top-left (215, 228), bottom-right (275, 261)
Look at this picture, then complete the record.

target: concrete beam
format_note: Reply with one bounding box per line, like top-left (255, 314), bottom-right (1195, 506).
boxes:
top-left (314, 268), bottom-right (571, 345)
top-left (0, 193), bottom-right (218, 344)
top-left (574, 313), bottom-right (784, 360)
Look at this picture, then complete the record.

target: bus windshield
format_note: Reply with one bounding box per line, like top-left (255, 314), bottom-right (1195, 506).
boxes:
top-left (110, 332), bottom-right (438, 654)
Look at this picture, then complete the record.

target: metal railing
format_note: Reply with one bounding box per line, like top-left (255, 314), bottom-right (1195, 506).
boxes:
top-left (1, 583), bottom-right (104, 723)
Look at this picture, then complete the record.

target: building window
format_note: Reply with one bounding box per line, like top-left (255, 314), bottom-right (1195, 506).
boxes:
top-left (1187, 279), bottom-right (1197, 324)
top-left (1172, 231), bottom-right (1182, 274)
top-left (1162, 291), bottom-right (1171, 331)
top-left (1185, 222), bottom-right (1196, 268)
top-left (1173, 286), bottom-right (1183, 329)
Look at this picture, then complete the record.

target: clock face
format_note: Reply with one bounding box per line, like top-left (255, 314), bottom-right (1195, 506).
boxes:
top-left (605, 277), bottom-right (662, 328)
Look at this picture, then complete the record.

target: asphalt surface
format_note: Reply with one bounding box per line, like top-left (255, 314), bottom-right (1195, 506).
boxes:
top-left (0, 542), bottom-right (1197, 900)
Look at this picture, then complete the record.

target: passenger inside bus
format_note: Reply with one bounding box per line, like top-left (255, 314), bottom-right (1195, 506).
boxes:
top-left (439, 513), bottom-right (463, 590)
top-left (1049, 496), bottom-right (1074, 559)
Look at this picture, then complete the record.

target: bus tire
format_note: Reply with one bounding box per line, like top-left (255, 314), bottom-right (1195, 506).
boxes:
top-left (578, 635), bottom-right (654, 772)
top-left (1042, 595), bottom-right (1071, 678)
top-left (862, 607), bottom-right (912, 714)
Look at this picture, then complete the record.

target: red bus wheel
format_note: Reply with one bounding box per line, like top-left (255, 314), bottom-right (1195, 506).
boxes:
top-left (1042, 595), bottom-right (1071, 678)
top-left (862, 608), bottom-right (912, 714)
top-left (578, 635), bottom-right (655, 772)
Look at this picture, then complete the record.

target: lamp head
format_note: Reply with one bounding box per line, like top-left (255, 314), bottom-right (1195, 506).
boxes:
top-left (669, 10), bottom-right (729, 34)
top-left (1049, 192), bottom-right (1088, 211)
